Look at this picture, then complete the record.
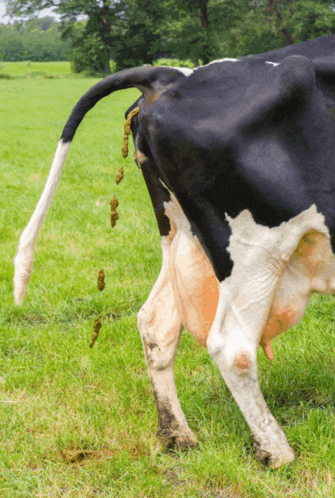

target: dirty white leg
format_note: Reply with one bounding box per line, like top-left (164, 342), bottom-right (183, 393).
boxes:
top-left (207, 285), bottom-right (295, 469)
top-left (138, 240), bottom-right (197, 450)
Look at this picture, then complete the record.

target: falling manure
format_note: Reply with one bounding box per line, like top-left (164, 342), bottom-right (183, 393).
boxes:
top-left (121, 106), bottom-right (139, 158)
top-left (115, 166), bottom-right (124, 184)
top-left (97, 269), bottom-right (105, 291)
top-left (89, 109), bottom-right (139, 348)
top-left (89, 317), bottom-right (102, 348)
top-left (110, 195), bottom-right (119, 228)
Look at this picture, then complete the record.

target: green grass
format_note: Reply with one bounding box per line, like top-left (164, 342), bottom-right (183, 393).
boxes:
top-left (0, 61), bottom-right (72, 79)
top-left (1, 65), bottom-right (335, 497)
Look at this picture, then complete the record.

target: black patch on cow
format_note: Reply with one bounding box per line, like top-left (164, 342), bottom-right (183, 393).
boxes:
top-left (55, 38), bottom-right (335, 282)
top-left (140, 157), bottom-right (172, 237)
top-left (136, 41), bottom-right (335, 281)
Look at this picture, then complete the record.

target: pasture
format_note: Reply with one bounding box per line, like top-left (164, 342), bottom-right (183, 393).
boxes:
top-left (0, 61), bottom-right (72, 79)
top-left (1, 65), bottom-right (335, 497)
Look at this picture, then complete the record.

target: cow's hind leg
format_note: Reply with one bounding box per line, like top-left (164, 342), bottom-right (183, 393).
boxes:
top-left (137, 240), bottom-right (197, 451)
top-left (207, 281), bottom-right (295, 469)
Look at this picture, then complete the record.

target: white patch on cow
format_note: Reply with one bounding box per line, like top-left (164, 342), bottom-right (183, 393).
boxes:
top-left (14, 139), bottom-right (71, 305)
top-left (206, 58), bottom-right (239, 65)
top-left (173, 58), bottom-right (239, 76)
top-left (207, 206), bottom-right (331, 360)
top-left (266, 57), bottom-right (305, 68)
top-left (174, 66), bottom-right (194, 77)
top-left (206, 205), bottom-right (333, 467)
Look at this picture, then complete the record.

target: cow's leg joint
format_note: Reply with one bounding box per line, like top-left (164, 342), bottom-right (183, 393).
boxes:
top-left (232, 351), bottom-right (252, 373)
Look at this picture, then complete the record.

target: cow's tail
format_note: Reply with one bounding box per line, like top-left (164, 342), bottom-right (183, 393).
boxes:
top-left (14, 66), bottom-right (185, 305)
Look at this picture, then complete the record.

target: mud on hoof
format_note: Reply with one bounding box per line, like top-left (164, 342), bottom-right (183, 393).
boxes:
top-left (156, 430), bottom-right (198, 453)
top-left (253, 441), bottom-right (295, 469)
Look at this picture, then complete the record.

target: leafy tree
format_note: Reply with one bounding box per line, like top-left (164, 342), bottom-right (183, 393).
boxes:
top-left (221, 0), bottom-right (335, 57)
top-left (70, 30), bottom-right (106, 73)
top-left (181, 0), bottom-right (214, 64)
top-left (4, 0), bottom-right (335, 71)
top-left (112, 0), bottom-right (165, 70)
top-left (5, 0), bottom-right (226, 70)
top-left (0, 17), bottom-right (70, 61)
top-left (5, 1), bottom-right (124, 72)
top-left (159, 0), bottom-right (335, 63)
top-left (0, 24), bottom-right (25, 60)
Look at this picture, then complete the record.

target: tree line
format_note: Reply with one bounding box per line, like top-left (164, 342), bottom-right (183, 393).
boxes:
top-left (3, 0), bottom-right (335, 72)
top-left (0, 17), bottom-right (70, 61)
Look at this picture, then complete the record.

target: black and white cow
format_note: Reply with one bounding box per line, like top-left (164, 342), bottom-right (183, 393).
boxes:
top-left (14, 34), bottom-right (335, 468)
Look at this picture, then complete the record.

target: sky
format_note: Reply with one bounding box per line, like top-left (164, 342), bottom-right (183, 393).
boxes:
top-left (0, 1), bottom-right (59, 23)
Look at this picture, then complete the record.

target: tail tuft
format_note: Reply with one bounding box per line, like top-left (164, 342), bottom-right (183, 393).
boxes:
top-left (13, 245), bottom-right (34, 305)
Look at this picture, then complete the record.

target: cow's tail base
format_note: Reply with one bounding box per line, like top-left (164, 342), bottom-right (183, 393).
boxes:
top-left (14, 140), bottom-right (70, 305)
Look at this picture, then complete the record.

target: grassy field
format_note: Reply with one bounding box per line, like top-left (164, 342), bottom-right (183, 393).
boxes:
top-left (1, 64), bottom-right (335, 497)
top-left (0, 61), bottom-right (72, 79)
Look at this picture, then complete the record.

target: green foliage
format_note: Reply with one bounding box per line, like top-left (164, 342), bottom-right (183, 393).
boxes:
top-left (222, 0), bottom-right (335, 57)
top-left (159, 0), bottom-right (217, 65)
top-left (62, 8), bottom-right (117, 74)
top-left (0, 18), bottom-right (70, 61)
top-left (281, 0), bottom-right (335, 42)
top-left (70, 31), bottom-right (107, 74)
top-left (153, 57), bottom-right (195, 68)
top-left (4, 1), bottom-right (335, 76)
top-left (6, 1), bottom-right (123, 72)
top-left (112, 25), bottom-right (160, 71)
top-left (111, 0), bottom-right (165, 70)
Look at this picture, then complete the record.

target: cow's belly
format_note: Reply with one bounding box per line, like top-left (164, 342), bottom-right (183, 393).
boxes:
top-left (172, 225), bottom-right (335, 359)
top-left (172, 230), bottom-right (219, 346)
top-left (171, 230), bottom-right (302, 358)
top-left (165, 195), bottom-right (335, 359)
top-left (170, 226), bottom-right (302, 355)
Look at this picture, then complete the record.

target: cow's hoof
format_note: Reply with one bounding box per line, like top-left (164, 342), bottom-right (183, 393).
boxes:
top-left (174, 433), bottom-right (198, 451)
top-left (253, 441), bottom-right (295, 469)
top-left (155, 432), bottom-right (198, 453)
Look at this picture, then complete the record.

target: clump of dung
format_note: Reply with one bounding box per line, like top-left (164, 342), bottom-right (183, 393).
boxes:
top-left (89, 317), bottom-right (102, 348)
top-left (110, 196), bottom-right (119, 228)
top-left (115, 166), bottom-right (124, 185)
top-left (97, 269), bottom-right (105, 291)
